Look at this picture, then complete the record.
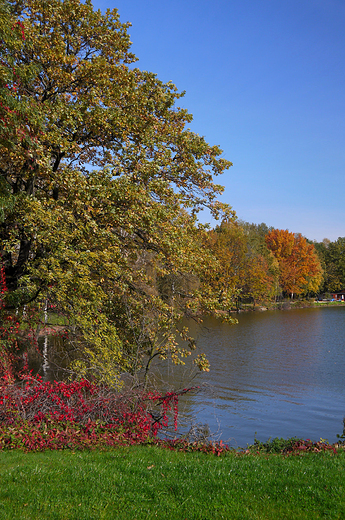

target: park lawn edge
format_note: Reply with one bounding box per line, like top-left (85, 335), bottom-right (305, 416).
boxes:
top-left (0, 445), bottom-right (345, 520)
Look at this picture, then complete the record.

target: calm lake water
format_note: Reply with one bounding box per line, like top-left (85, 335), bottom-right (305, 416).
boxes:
top-left (36, 305), bottom-right (345, 447)
top-left (155, 306), bottom-right (345, 447)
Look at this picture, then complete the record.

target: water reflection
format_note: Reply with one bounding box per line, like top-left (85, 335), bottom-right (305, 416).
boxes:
top-left (42, 335), bottom-right (50, 378)
top-left (31, 334), bottom-right (73, 382)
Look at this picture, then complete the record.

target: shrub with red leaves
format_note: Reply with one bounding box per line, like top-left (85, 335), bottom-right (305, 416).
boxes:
top-left (0, 376), bottom-right (195, 451)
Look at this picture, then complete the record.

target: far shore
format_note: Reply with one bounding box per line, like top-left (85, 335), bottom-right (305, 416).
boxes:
top-left (226, 299), bottom-right (345, 313)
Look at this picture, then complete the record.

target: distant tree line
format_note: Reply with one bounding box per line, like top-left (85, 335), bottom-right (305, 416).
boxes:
top-left (203, 220), bottom-right (325, 309)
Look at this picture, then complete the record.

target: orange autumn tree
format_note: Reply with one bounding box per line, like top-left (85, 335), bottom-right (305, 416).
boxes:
top-left (265, 229), bottom-right (323, 298)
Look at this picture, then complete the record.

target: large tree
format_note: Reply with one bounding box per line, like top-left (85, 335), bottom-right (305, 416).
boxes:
top-left (0, 0), bottom-right (233, 384)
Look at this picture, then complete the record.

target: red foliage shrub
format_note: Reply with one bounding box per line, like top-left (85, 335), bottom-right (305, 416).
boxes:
top-left (0, 375), bottom-right (197, 452)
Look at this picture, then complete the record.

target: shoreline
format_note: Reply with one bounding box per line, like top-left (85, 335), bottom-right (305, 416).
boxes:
top-left (228, 300), bottom-right (345, 313)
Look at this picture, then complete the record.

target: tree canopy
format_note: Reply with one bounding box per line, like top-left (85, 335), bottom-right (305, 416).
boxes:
top-left (0, 0), bottom-right (234, 385)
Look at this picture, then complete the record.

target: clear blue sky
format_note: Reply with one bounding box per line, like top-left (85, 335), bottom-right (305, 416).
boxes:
top-left (93, 0), bottom-right (345, 242)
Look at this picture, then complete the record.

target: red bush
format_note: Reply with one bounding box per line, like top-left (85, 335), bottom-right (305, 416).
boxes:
top-left (0, 376), bottom-right (197, 451)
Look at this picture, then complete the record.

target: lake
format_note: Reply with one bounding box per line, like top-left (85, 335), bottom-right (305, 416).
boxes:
top-left (36, 305), bottom-right (345, 448)
top-left (153, 305), bottom-right (345, 447)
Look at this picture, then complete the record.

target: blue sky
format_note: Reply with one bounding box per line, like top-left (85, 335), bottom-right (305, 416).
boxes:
top-left (93, 0), bottom-right (345, 242)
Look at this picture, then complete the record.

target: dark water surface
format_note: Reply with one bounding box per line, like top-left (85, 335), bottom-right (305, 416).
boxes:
top-left (168, 306), bottom-right (345, 447)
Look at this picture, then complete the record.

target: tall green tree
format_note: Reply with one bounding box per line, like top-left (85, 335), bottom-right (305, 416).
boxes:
top-left (316, 237), bottom-right (345, 293)
top-left (0, 0), bottom-right (233, 384)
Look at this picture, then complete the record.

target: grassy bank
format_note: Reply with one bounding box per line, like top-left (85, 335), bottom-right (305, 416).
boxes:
top-left (1, 446), bottom-right (344, 519)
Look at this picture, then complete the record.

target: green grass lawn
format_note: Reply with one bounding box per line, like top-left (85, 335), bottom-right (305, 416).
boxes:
top-left (0, 447), bottom-right (344, 519)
